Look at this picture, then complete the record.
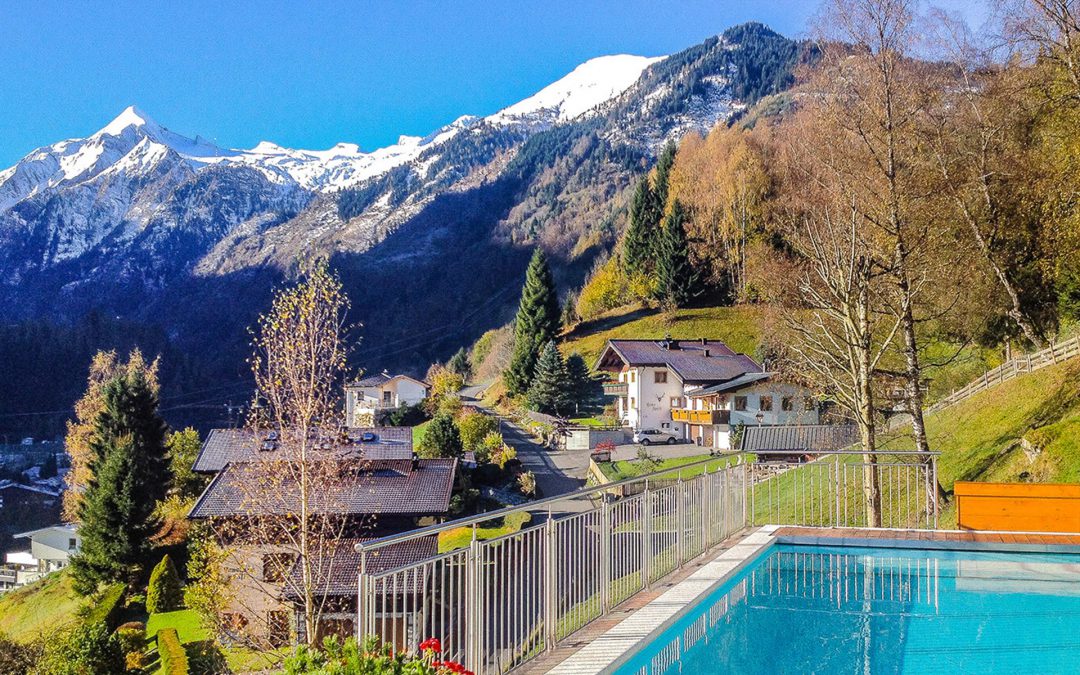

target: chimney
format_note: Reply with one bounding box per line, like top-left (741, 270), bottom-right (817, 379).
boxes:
top-left (411, 452), bottom-right (420, 471)
top-left (703, 349), bottom-right (710, 357)
top-left (700, 338), bottom-right (708, 345)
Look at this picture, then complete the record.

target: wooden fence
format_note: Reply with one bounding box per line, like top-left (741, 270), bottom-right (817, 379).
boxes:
top-left (926, 336), bottom-right (1080, 415)
top-left (955, 481), bottom-right (1080, 533)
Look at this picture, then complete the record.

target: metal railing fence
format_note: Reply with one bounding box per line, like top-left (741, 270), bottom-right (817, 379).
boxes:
top-left (355, 450), bottom-right (937, 674)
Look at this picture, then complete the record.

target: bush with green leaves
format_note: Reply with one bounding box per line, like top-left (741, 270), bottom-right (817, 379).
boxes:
top-left (418, 413), bottom-right (463, 459)
top-left (285, 635), bottom-right (473, 675)
top-left (35, 621), bottom-right (125, 675)
top-left (115, 621), bottom-right (147, 671)
top-left (157, 628), bottom-right (189, 675)
top-left (457, 411), bottom-right (498, 454)
top-left (147, 554), bottom-right (183, 613)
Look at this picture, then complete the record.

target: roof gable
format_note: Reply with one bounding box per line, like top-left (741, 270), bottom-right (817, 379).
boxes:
top-left (596, 339), bottom-right (763, 384)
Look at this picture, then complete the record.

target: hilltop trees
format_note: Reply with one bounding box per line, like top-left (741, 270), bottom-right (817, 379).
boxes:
top-left (70, 368), bottom-right (170, 594)
top-left (505, 248), bottom-right (562, 396)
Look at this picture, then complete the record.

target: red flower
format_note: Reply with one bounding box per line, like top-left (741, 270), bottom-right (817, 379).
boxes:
top-left (419, 637), bottom-right (443, 654)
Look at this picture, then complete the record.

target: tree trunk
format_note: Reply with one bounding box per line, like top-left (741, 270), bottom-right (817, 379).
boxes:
top-left (856, 291), bottom-right (883, 528)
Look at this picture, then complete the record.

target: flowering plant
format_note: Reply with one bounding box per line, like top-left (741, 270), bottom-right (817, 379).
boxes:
top-left (284, 635), bottom-right (473, 675)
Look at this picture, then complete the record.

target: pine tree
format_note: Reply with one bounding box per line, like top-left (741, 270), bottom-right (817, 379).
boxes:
top-left (418, 413), bottom-right (463, 459)
top-left (504, 248), bottom-right (562, 395)
top-left (447, 347), bottom-right (471, 379)
top-left (622, 177), bottom-right (660, 275)
top-left (146, 554), bottom-right (183, 613)
top-left (655, 201), bottom-right (699, 308)
top-left (654, 140), bottom-right (678, 208)
top-left (527, 342), bottom-right (572, 415)
top-left (565, 353), bottom-right (596, 409)
top-left (71, 371), bottom-right (169, 595)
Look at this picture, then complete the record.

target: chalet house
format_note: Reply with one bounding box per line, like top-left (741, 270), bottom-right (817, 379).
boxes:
top-left (596, 338), bottom-right (820, 450)
top-left (345, 372), bottom-right (429, 426)
top-left (188, 426), bottom-right (455, 646)
top-left (0, 481), bottom-right (61, 559)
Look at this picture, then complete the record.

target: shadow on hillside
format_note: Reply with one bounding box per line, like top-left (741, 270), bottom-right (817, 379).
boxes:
top-left (564, 306), bottom-right (657, 340)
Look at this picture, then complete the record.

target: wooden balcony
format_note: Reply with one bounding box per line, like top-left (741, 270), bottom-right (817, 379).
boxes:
top-left (602, 382), bottom-right (628, 396)
top-left (671, 408), bottom-right (730, 425)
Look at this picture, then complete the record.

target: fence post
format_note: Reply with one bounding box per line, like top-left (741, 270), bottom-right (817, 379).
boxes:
top-left (743, 460), bottom-right (751, 528)
top-left (543, 513), bottom-right (556, 652)
top-left (675, 477), bottom-right (685, 567)
top-left (703, 465), bottom-right (714, 547)
top-left (600, 499), bottom-right (611, 613)
top-left (931, 458), bottom-right (939, 530)
top-left (465, 526), bottom-right (481, 672)
top-left (643, 481), bottom-right (652, 589)
top-left (834, 456), bottom-right (842, 527)
top-left (356, 548), bottom-right (369, 643)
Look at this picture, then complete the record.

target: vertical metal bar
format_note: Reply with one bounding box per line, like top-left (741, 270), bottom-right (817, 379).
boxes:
top-left (643, 484), bottom-right (652, 588)
top-left (544, 511), bottom-right (556, 651)
top-left (601, 499), bottom-right (611, 613)
top-left (675, 478), bottom-right (684, 567)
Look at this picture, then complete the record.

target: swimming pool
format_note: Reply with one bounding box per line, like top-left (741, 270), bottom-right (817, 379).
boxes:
top-left (613, 543), bottom-right (1080, 674)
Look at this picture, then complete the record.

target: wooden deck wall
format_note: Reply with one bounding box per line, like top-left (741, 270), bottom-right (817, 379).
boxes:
top-left (955, 482), bottom-right (1080, 533)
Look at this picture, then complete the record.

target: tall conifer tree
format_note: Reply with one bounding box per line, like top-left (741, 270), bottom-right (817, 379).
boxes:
top-left (71, 370), bottom-right (169, 595)
top-left (527, 342), bottom-right (572, 415)
top-left (622, 177), bottom-right (659, 275)
top-left (505, 248), bottom-right (562, 395)
top-left (655, 201), bottom-right (698, 308)
top-left (653, 141), bottom-right (678, 209)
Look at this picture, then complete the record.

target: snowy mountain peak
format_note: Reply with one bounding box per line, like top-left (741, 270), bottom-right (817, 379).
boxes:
top-left (490, 54), bottom-right (664, 124)
top-left (95, 105), bottom-right (159, 137)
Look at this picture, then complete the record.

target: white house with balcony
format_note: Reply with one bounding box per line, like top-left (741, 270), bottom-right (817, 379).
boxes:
top-left (1, 524), bottom-right (81, 591)
top-left (596, 338), bottom-right (819, 450)
top-left (345, 372), bottom-right (430, 426)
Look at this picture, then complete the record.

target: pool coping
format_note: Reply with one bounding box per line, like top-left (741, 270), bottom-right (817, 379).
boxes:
top-left (542, 525), bottom-right (1080, 675)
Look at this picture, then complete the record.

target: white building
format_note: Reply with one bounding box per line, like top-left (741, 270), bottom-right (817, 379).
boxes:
top-left (345, 372), bottom-right (430, 426)
top-left (1, 524), bottom-right (80, 591)
top-left (596, 338), bottom-right (820, 450)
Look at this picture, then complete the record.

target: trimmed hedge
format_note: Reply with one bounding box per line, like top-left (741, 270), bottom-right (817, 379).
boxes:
top-left (157, 628), bottom-right (189, 674)
top-left (81, 582), bottom-right (126, 630)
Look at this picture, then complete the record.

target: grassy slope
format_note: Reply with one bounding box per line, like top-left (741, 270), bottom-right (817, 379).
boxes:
top-left (881, 354), bottom-right (1080, 526)
top-left (0, 569), bottom-right (83, 641)
top-left (438, 512), bottom-right (532, 553)
top-left (561, 306), bottom-right (766, 366)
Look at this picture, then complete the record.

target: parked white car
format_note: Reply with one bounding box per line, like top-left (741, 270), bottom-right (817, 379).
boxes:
top-left (633, 428), bottom-right (678, 445)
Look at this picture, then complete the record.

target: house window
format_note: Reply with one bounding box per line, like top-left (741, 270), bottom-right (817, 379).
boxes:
top-left (734, 396), bottom-right (748, 411)
top-left (68, 538), bottom-right (77, 551)
top-left (262, 553), bottom-right (296, 583)
top-left (382, 390), bottom-right (392, 405)
top-left (654, 371), bottom-right (668, 383)
top-left (670, 397), bottom-right (683, 408)
top-left (629, 397), bottom-right (636, 409)
top-left (782, 396), bottom-right (794, 411)
top-left (267, 610), bottom-right (290, 647)
top-left (760, 396), bottom-right (774, 412)
top-left (629, 371), bottom-right (636, 383)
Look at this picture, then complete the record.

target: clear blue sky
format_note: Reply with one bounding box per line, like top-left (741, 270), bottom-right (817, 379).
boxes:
top-left (0, 1), bottom-right (987, 167)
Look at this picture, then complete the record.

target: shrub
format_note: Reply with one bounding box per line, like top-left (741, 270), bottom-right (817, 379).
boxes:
top-left (157, 628), bottom-right (189, 675)
top-left (418, 413), bottom-right (463, 459)
top-left (517, 471), bottom-right (537, 497)
top-left (285, 635), bottom-right (471, 675)
top-left (0, 631), bottom-right (41, 675)
top-left (79, 582), bottom-right (126, 629)
top-left (147, 554), bottom-right (183, 614)
top-left (457, 411), bottom-right (498, 453)
top-left (36, 621), bottom-right (125, 675)
top-left (115, 621), bottom-right (146, 670)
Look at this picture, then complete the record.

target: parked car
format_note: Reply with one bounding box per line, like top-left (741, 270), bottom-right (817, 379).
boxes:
top-left (633, 428), bottom-right (678, 445)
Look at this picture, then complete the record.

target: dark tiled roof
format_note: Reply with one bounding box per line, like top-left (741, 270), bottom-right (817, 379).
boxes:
top-left (193, 427), bottom-right (413, 473)
top-left (598, 339), bottom-right (763, 384)
top-left (282, 536), bottom-right (438, 598)
top-left (687, 372), bottom-right (772, 396)
top-left (742, 424), bottom-right (859, 452)
top-left (352, 372), bottom-right (393, 387)
top-left (188, 458), bottom-right (456, 518)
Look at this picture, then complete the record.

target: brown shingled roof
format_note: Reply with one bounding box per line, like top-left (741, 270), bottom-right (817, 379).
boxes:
top-left (193, 427), bottom-right (413, 473)
top-left (188, 457), bottom-right (456, 519)
top-left (596, 339), bottom-right (763, 383)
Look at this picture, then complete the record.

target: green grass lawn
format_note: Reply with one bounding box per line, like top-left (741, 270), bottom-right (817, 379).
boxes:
top-left (438, 511), bottom-right (533, 552)
top-left (561, 306), bottom-right (766, 365)
top-left (883, 353), bottom-right (1080, 526)
top-left (597, 453), bottom-right (744, 482)
top-left (0, 568), bottom-right (83, 642)
top-left (412, 419), bottom-right (431, 447)
top-left (146, 608), bottom-right (208, 643)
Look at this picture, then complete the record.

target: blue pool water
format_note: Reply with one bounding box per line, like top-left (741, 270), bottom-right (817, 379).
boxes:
top-left (614, 544), bottom-right (1080, 675)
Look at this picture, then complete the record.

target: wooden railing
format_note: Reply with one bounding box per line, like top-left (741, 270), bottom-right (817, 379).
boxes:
top-left (602, 381), bottom-right (628, 396)
top-left (671, 408), bottom-right (730, 425)
top-left (927, 336), bottom-right (1080, 414)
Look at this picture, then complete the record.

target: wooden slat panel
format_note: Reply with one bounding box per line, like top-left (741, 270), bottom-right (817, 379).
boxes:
top-left (956, 482), bottom-right (1080, 533)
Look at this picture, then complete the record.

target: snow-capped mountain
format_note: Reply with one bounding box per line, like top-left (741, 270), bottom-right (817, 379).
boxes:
top-left (0, 23), bottom-right (807, 387)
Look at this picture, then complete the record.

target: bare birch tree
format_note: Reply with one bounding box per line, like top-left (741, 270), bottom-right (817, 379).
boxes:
top-left (202, 259), bottom-right (360, 648)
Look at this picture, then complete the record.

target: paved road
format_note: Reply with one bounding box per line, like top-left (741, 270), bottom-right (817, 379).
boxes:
top-left (460, 384), bottom-right (593, 514)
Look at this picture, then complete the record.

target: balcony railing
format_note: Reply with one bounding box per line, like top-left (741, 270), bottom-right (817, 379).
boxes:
top-left (671, 408), bottom-right (730, 425)
top-left (354, 449), bottom-right (938, 674)
top-left (601, 381), bottom-right (628, 396)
